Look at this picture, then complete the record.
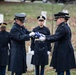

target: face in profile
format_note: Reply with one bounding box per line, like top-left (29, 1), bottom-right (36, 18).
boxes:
top-left (56, 18), bottom-right (65, 26)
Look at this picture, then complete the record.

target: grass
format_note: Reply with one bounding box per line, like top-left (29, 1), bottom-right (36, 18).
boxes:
top-left (0, 2), bottom-right (76, 75)
top-left (6, 66), bottom-right (76, 75)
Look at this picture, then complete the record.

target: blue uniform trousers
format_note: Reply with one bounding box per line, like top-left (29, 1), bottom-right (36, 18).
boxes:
top-left (57, 70), bottom-right (70, 75)
top-left (0, 66), bottom-right (6, 75)
top-left (11, 72), bottom-right (22, 75)
top-left (35, 65), bottom-right (45, 75)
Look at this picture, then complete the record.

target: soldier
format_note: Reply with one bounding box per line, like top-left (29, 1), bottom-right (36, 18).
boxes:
top-left (8, 13), bottom-right (32, 75)
top-left (0, 23), bottom-right (10, 75)
top-left (30, 16), bottom-right (51, 75)
top-left (37, 12), bottom-right (76, 75)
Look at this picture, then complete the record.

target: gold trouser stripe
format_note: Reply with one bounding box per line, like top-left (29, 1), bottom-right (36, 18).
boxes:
top-left (64, 71), bottom-right (66, 75)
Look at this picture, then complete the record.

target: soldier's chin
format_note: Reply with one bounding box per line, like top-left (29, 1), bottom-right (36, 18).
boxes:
top-left (40, 25), bottom-right (43, 28)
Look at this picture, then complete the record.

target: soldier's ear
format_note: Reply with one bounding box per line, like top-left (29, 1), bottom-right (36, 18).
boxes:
top-left (15, 19), bottom-right (18, 22)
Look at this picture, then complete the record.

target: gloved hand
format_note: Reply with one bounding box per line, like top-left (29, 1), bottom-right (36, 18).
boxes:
top-left (39, 35), bottom-right (46, 41)
top-left (35, 32), bottom-right (45, 38)
top-left (29, 32), bottom-right (35, 37)
top-left (35, 32), bottom-right (41, 38)
top-left (29, 51), bottom-right (34, 55)
top-left (47, 51), bottom-right (50, 55)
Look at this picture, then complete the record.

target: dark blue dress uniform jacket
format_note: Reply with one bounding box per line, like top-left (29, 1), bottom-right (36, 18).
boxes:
top-left (8, 23), bottom-right (30, 73)
top-left (0, 31), bottom-right (10, 66)
top-left (31, 26), bottom-right (51, 65)
top-left (46, 22), bottom-right (76, 72)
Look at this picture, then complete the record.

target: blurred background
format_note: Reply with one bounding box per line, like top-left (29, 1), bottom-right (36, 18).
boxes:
top-left (0, 1), bottom-right (76, 75)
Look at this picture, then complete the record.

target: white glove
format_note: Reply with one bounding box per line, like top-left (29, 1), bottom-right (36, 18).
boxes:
top-left (47, 51), bottom-right (50, 55)
top-left (39, 36), bottom-right (46, 41)
top-left (29, 51), bottom-right (34, 55)
top-left (29, 32), bottom-right (35, 37)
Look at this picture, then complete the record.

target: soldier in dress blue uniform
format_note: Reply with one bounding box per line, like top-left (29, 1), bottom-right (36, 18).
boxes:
top-left (38, 12), bottom-right (76, 75)
top-left (0, 23), bottom-right (10, 75)
top-left (30, 16), bottom-right (51, 75)
top-left (8, 13), bottom-right (32, 75)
